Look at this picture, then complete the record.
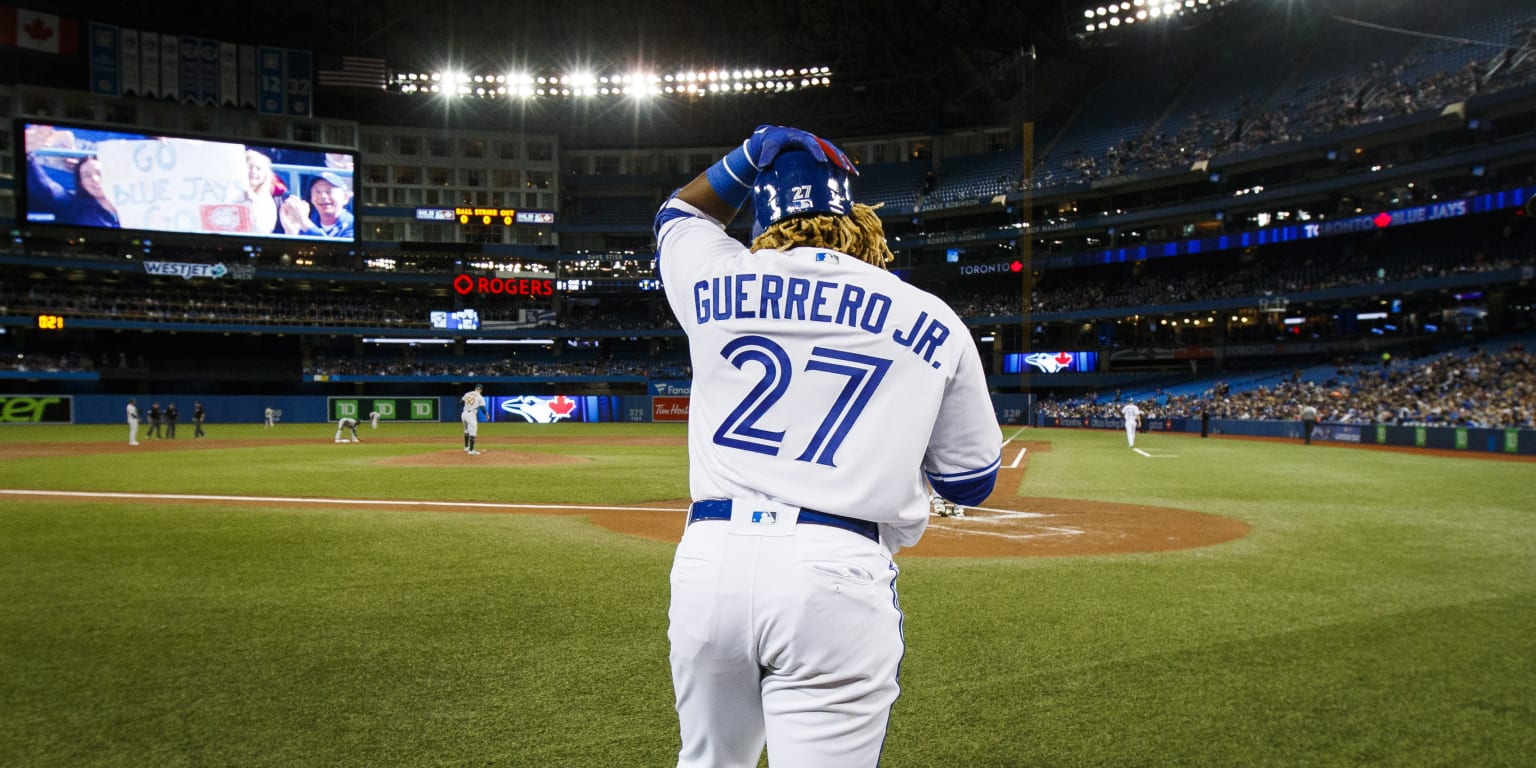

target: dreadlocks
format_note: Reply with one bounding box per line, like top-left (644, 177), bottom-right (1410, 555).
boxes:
top-left (749, 202), bottom-right (894, 269)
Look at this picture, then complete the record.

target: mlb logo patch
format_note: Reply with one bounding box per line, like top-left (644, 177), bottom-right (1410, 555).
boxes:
top-left (751, 510), bottom-right (778, 525)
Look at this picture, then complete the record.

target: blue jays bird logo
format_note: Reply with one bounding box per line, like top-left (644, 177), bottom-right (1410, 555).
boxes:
top-left (499, 395), bottom-right (578, 423)
top-left (1023, 352), bottom-right (1075, 373)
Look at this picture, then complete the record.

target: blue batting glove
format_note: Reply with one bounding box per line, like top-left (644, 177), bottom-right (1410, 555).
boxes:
top-left (705, 125), bottom-right (858, 209)
top-left (750, 125), bottom-right (858, 175)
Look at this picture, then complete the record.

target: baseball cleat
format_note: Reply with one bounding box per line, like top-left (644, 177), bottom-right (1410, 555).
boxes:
top-left (467, 450), bottom-right (481, 455)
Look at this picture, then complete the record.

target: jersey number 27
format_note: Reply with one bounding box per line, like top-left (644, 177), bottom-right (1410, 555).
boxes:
top-left (712, 335), bottom-right (892, 467)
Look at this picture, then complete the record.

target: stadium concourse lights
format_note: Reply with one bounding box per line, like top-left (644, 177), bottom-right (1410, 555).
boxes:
top-left (1078, 0), bottom-right (1240, 37)
top-left (389, 66), bottom-right (834, 99)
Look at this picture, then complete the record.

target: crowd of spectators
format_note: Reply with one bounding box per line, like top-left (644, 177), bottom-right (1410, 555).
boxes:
top-left (1026, 22), bottom-right (1536, 190)
top-left (305, 352), bottom-right (689, 380)
top-left (1041, 345), bottom-right (1536, 429)
top-left (943, 241), bottom-right (1533, 320)
top-left (0, 352), bottom-right (93, 373)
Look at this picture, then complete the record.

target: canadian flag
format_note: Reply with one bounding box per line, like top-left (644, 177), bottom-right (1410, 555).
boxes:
top-left (0, 5), bottom-right (80, 55)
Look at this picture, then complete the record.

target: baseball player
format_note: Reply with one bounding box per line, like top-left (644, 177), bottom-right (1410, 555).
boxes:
top-left (1300, 403), bottom-right (1318, 444)
top-left (126, 398), bottom-right (140, 446)
top-left (264, 406), bottom-right (275, 428)
top-left (1122, 401), bottom-right (1142, 447)
top-left (655, 125), bottom-right (1001, 768)
top-left (334, 416), bottom-right (360, 443)
top-left (461, 384), bottom-right (487, 454)
top-left (369, 410), bottom-right (381, 429)
top-left (193, 401), bottom-right (206, 438)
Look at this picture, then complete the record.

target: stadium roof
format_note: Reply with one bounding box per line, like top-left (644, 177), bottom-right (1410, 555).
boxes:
top-left (40, 0), bottom-right (1089, 145)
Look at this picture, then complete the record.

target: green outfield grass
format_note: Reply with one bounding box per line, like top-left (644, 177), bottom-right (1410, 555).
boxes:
top-left (2, 424), bottom-right (1533, 767)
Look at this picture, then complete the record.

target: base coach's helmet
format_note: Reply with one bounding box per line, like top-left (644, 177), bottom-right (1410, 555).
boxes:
top-left (751, 149), bottom-right (854, 240)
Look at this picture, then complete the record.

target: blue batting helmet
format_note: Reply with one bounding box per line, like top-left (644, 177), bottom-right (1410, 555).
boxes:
top-left (751, 149), bottom-right (855, 240)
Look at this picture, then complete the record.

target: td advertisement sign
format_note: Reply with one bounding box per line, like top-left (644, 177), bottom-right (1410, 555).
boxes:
top-left (328, 397), bottom-right (439, 422)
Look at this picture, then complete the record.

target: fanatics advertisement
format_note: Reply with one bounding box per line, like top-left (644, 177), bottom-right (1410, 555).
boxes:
top-left (20, 120), bottom-right (357, 242)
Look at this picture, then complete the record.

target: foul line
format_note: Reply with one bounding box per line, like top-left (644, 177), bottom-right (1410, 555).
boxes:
top-left (1007, 446), bottom-right (1028, 469)
top-left (1133, 448), bottom-right (1179, 458)
top-left (0, 488), bottom-right (686, 514)
top-left (929, 523), bottom-right (1084, 541)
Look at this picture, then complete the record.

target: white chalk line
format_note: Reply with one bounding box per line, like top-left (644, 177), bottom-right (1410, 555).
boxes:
top-left (5, 490), bottom-right (1073, 542)
top-left (0, 488), bottom-right (685, 514)
top-left (1007, 446), bottom-right (1028, 469)
top-left (1133, 448), bottom-right (1180, 458)
top-left (929, 522), bottom-right (1085, 541)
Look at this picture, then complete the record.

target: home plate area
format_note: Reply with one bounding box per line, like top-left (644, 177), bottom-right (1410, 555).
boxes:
top-left (907, 497), bottom-right (1248, 558)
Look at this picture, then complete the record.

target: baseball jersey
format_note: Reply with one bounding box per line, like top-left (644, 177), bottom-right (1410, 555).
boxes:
top-left (462, 389), bottom-right (485, 418)
top-left (1122, 403), bottom-right (1142, 424)
top-left (657, 199), bottom-right (1001, 550)
top-left (127, 403), bottom-right (138, 420)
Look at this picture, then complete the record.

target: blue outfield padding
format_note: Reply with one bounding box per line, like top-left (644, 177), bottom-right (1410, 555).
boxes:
top-left (1036, 415), bottom-right (1534, 457)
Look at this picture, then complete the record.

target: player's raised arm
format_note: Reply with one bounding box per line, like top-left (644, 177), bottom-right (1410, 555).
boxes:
top-left (656, 125), bottom-right (855, 234)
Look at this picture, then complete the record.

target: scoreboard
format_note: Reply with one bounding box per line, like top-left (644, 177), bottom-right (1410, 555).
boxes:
top-left (456, 207), bottom-right (517, 226)
top-left (451, 207), bottom-right (558, 226)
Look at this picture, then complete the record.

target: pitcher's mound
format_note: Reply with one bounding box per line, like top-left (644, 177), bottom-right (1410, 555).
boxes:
top-left (379, 450), bottom-right (588, 467)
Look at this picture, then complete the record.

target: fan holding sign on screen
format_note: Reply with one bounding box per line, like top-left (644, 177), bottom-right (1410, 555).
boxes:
top-left (94, 137), bottom-right (249, 233)
top-left (23, 125), bottom-right (120, 229)
top-left (279, 171), bottom-right (354, 239)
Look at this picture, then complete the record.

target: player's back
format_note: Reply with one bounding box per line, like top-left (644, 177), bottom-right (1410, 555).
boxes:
top-left (675, 244), bottom-right (979, 521)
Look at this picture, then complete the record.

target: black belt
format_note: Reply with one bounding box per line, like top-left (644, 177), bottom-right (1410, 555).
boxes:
top-left (688, 499), bottom-right (879, 543)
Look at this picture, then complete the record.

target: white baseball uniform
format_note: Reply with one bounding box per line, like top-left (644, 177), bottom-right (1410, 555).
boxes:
top-left (334, 417), bottom-right (359, 442)
top-left (1122, 402), bottom-right (1142, 447)
top-left (461, 387), bottom-right (485, 453)
top-left (126, 401), bottom-right (140, 446)
top-left (264, 407), bottom-right (274, 428)
top-left (369, 411), bottom-right (380, 429)
top-left (657, 198), bottom-right (1001, 767)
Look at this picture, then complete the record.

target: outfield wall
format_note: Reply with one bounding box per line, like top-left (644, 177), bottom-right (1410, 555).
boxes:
top-left (0, 394), bottom-right (657, 427)
top-left (1038, 415), bottom-right (1536, 456)
top-left (25, 393), bottom-right (1525, 457)
top-left (5, 392), bottom-right (1039, 430)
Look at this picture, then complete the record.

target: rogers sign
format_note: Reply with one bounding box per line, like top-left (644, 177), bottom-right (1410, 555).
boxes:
top-left (453, 275), bottom-right (555, 297)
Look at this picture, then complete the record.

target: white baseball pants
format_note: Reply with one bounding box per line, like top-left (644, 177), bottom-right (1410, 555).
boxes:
top-left (669, 512), bottom-right (903, 768)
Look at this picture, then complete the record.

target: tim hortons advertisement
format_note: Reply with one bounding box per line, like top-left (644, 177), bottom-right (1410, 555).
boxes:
top-left (652, 396), bottom-right (690, 422)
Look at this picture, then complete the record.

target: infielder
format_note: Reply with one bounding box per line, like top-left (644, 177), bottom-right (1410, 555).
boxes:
top-left (126, 398), bottom-right (140, 446)
top-left (1122, 401), bottom-right (1142, 447)
top-left (1300, 403), bottom-right (1318, 444)
top-left (369, 410), bottom-right (380, 429)
top-left (461, 384), bottom-right (487, 454)
top-left (334, 416), bottom-right (360, 443)
top-left (656, 126), bottom-right (1001, 768)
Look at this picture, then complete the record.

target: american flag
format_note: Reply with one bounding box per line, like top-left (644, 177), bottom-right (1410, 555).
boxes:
top-left (316, 55), bottom-right (386, 89)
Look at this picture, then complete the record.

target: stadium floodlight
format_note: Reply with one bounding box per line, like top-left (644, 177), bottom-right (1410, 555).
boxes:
top-left (1079, 0), bottom-right (1239, 36)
